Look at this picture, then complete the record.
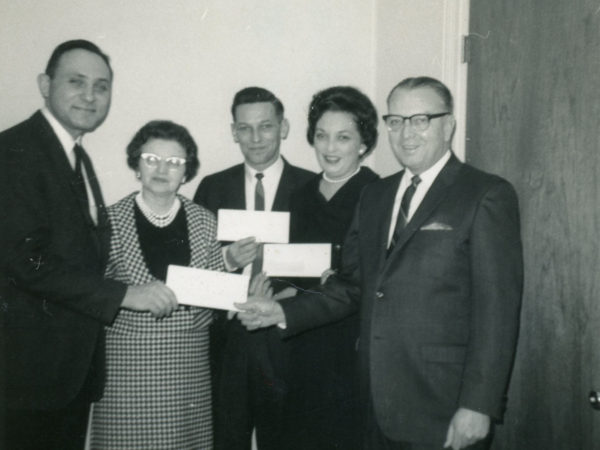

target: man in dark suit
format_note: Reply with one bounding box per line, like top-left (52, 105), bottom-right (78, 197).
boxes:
top-left (237, 77), bottom-right (523, 450)
top-left (0, 39), bottom-right (177, 450)
top-left (194, 86), bottom-right (314, 450)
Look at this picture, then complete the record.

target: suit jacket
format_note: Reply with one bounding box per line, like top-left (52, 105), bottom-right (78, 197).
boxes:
top-left (194, 158), bottom-right (315, 213)
top-left (0, 111), bottom-right (126, 410)
top-left (280, 155), bottom-right (523, 445)
top-left (193, 158), bottom-right (313, 446)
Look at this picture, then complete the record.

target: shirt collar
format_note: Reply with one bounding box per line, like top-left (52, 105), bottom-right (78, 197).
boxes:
top-left (41, 107), bottom-right (80, 164)
top-left (244, 155), bottom-right (284, 181)
top-left (403, 150), bottom-right (451, 186)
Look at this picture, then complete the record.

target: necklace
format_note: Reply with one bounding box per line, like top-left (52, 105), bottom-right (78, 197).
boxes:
top-left (135, 192), bottom-right (181, 228)
top-left (322, 166), bottom-right (360, 183)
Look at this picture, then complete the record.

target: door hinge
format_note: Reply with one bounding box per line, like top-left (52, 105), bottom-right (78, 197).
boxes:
top-left (462, 34), bottom-right (471, 64)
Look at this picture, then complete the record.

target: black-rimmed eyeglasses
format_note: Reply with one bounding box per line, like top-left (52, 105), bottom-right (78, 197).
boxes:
top-left (382, 112), bottom-right (450, 132)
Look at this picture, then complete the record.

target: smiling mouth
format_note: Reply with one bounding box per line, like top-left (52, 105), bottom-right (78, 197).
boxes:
top-left (73, 106), bottom-right (96, 113)
top-left (402, 145), bottom-right (419, 151)
top-left (323, 156), bottom-right (340, 163)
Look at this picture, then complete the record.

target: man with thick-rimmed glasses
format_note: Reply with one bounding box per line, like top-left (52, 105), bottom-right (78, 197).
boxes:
top-left (237, 76), bottom-right (523, 450)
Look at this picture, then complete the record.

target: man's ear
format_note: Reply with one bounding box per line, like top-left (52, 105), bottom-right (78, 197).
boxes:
top-left (231, 123), bottom-right (239, 143)
top-left (443, 114), bottom-right (456, 142)
top-left (37, 73), bottom-right (50, 99)
top-left (279, 118), bottom-right (290, 140)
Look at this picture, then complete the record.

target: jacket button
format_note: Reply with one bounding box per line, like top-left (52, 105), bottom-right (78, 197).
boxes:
top-left (375, 291), bottom-right (384, 299)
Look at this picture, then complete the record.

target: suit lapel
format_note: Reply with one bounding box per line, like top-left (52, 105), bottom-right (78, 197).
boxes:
top-left (79, 148), bottom-right (111, 259)
top-left (386, 155), bottom-right (463, 258)
top-left (375, 173), bottom-right (403, 258)
top-left (359, 173), bottom-right (403, 286)
top-left (231, 164), bottom-right (246, 209)
top-left (272, 159), bottom-right (292, 212)
top-left (34, 112), bottom-right (111, 261)
top-left (34, 112), bottom-right (96, 227)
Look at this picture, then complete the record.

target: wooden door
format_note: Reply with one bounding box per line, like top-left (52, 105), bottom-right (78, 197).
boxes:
top-left (465, 1), bottom-right (600, 449)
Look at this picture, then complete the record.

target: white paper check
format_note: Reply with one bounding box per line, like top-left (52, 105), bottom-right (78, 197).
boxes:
top-left (262, 243), bottom-right (331, 277)
top-left (166, 265), bottom-right (249, 311)
top-left (217, 209), bottom-right (290, 243)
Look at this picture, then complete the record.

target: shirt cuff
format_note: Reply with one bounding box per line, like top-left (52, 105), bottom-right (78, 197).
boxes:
top-left (222, 246), bottom-right (238, 272)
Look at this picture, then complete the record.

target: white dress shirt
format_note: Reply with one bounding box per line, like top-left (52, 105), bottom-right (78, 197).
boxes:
top-left (243, 156), bottom-right (284, 212)
top-left (223, 156), bottom-right (285, 272)
top-left (387, 150), bottom-right (451, 246)
top-left (41, 107), bottom-right (97, 224)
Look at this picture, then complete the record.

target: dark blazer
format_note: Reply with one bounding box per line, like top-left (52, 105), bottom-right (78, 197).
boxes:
top-left (0, 111), bottom-right (126, 410)
top-left (280, 155), bottom-right (523, 446)
top-left (194, 158), bottom-right (314, 449)
top-left (194, 159), bottom-right (314, 213)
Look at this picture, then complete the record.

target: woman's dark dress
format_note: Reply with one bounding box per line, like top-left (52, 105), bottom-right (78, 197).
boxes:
top-left (284, 166), bottom-right (378, 450)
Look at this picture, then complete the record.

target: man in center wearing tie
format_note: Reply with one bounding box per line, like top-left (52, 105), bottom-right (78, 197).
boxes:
top-left (193, 86), bottom-right (314, 450)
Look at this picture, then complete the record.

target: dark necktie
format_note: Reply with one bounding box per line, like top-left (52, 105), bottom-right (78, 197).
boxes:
top-left (74, 144), bottom-right (107, 227)
top-left (73, 144), bottom-right (89, 209)
top-left (388, 174), bottom-right (422, 254)
top-left (254, 172), bottom-right (265, 211)
top-left (251, 173), bottom-right (265, 276)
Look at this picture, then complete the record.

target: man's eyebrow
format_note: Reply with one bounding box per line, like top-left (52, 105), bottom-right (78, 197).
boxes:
top-left (64, 72), bottom-right (111, 82)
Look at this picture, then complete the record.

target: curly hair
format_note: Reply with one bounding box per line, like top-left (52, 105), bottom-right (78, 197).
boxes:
top-left (307, 86), bottom-right (378, 157)
top-left (126, 120), bottom-right (200, 181)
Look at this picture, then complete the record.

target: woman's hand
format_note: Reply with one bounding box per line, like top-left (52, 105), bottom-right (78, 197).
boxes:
top-left (121, 281), bottom-right (178, 318)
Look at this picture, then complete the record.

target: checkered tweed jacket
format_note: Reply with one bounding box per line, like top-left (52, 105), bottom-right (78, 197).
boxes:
top-left (91, 192), bottom-right (224, 449)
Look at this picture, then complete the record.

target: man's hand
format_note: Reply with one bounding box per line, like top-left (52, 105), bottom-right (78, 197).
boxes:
top-left (228, 271), bottom-right (273, 320)
top-left (273, 286), bottom-right (297, 301)
top-left (320, 268), bottom-right (336, 285)
top-left (234, 290), bottom-right (285, 331)
top-left (248, 271), bottom-right (272, 297)
top-left (225, 237), bottom-right (259, 269)
top-left (121, 281), bottom-right (178, 318)
top-left (444, 408), bottom-right (490, 449)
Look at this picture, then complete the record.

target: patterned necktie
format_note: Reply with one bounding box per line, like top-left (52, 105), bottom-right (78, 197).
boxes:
top-left (388, 174), bottom-right (422, 254)
top-left (254, 172), bottom-right (265, 211)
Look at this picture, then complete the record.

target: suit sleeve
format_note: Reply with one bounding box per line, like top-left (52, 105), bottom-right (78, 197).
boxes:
top-left (0, 146), bottom-right (125, 325)
top-left (280, 190), bottom-right (363, 337)
top-left (459, 179), bottom-right (523, 419)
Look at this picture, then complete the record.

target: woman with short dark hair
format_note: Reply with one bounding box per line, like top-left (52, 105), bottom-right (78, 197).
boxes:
top-left (283, 86), bottom-right (380, 449)
top-left (91, 120), bottom-right (222, 449)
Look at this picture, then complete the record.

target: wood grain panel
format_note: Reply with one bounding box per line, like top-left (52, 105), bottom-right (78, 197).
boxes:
top-left (466, 1), bottom-right (600, 448)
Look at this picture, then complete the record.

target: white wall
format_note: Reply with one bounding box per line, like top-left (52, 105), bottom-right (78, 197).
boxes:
top-left (374, 0), bottom-right (469, 176)
top-left (0, 2), bottom-right (469, 448)
top-left (0, 0), bottom-right (467, 200)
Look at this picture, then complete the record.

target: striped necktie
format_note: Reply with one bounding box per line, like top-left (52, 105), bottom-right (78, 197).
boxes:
top-left (388, 174), bottom-right (421, 255)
